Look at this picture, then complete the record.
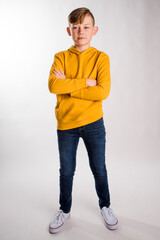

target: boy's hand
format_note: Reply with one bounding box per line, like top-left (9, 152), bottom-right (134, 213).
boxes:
top-left (53, 68), bottom-right (66, 79)
top-left (86, 79), bottom-right (97, 87)
top-left (52, 70), bottom-right (96, 87)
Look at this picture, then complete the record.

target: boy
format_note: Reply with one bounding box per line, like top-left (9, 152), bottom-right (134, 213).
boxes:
top-left (48, 7), bottom-right (118, 233)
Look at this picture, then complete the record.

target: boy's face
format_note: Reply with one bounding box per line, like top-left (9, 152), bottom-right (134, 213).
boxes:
top-left (66, 15), bottom-right (98, 48)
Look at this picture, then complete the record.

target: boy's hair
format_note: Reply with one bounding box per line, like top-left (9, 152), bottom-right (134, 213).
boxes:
top-left (68, 7), bottom-right (95, 27)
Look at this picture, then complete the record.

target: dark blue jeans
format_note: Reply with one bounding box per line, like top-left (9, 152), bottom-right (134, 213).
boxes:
top-left (57, 117), bottom-right (110, 213)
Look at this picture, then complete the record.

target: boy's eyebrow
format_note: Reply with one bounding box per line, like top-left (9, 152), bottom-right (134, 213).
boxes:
top-left (84, 23), bottom-right (90, 25)
top-left (73, 23), bottom-right (91, 26)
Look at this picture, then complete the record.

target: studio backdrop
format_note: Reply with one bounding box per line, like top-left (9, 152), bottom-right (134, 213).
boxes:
top-left (0, 0), bottom-right (160, 239)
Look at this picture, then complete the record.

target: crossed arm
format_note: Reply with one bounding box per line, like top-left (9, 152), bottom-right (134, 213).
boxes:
top-left (53, 68), bottom-right (97, 88)
top-left (48, 53), bottom-right (111, 101)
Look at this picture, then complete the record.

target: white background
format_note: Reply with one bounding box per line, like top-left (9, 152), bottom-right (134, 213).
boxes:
top-left (0, 0), bottom-right (160, 239)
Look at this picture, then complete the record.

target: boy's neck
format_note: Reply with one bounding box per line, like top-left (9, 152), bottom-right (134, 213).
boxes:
top-left (73, 43), bottom-right (91, 52)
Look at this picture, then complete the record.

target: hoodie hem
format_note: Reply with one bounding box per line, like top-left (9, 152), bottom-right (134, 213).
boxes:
top-left (56, 112), bottom-right (104, 130)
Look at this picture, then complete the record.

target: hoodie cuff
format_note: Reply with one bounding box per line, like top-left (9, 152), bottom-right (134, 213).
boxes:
top-left (70, 78), bottom-right (87, 97)
top-left (80, 77), bottom-right (87, 88)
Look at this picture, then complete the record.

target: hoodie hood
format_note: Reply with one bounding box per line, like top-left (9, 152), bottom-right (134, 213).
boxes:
top-left (68, 45), bottom-right (97, 56)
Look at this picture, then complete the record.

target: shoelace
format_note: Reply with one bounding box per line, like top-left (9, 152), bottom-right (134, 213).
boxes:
top-left (103, 207), bottom-right (115, 218)
top-left (54, 210), bottom-right (65, 224)
top-left (107, 208), bottom-right (114, 216)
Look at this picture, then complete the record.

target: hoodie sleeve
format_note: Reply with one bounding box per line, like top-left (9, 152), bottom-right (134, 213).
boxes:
top-left (48, 53), bottom-right (87, 94)
top-left (70, 53), bottom-right (111, 101)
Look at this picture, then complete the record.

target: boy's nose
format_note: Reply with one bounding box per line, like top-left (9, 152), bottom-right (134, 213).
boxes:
top-left (78, 28), bottom-right (83, 33)
top-left (78, 31), bottom-right (84, 35)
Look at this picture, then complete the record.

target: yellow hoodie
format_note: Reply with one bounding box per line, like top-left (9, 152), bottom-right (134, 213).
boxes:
top-left (48, 45), bottom-right (111, 130)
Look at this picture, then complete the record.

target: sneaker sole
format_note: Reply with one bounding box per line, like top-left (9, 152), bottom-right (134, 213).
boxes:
top-left (49, 214), bottom-right (70, 234)
top-left (105, 220), bottom-right (119, 230)
top-left (101, 212), bottom-right (119, 230)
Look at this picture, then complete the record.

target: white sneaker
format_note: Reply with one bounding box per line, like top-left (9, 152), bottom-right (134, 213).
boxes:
top-left (101, 207), bottom-right (119, 230)
top-left (49, 210), bottom-right (70, 233)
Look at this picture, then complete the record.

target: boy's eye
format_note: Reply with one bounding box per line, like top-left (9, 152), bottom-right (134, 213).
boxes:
top-left (72, 26), bottom-right (89, 30)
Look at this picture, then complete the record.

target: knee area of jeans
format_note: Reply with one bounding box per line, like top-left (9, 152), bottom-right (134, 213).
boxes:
top-left (91, 168), bottom-right (107, 177)
top-left (60, 170), bottom-right (75, 178)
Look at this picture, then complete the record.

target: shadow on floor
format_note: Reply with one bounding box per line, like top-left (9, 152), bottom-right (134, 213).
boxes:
top-left (53, 214), bottom-right (160, 240)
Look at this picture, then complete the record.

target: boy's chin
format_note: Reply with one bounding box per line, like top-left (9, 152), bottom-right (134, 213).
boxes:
top-left (74, 41), bottom-right (89, 46)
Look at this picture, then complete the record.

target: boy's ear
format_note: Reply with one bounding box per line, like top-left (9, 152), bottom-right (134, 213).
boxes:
top-left (92, 26), bottom-right (98, 36)
top-left (66, 27), bottom-right (71, 36)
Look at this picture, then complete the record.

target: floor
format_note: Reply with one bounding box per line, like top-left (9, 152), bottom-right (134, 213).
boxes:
top-left (1, 152), bottom-right (160, 240)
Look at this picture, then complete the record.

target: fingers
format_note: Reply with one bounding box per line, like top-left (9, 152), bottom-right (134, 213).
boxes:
top-left (53, 69), bottom-right (62, 78)
top-left (53, 69), bottom-right (61, 78)
top-left (59, 68), bottom-right (65, 78)
top-left (53, 68), bottom-right (63, 73)
top-left (86, 78), bottom-right (97, 87)
top-left (53, 68), bottom-right (66, 79)
top-left (59, 68), bottom-right (66, 79)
